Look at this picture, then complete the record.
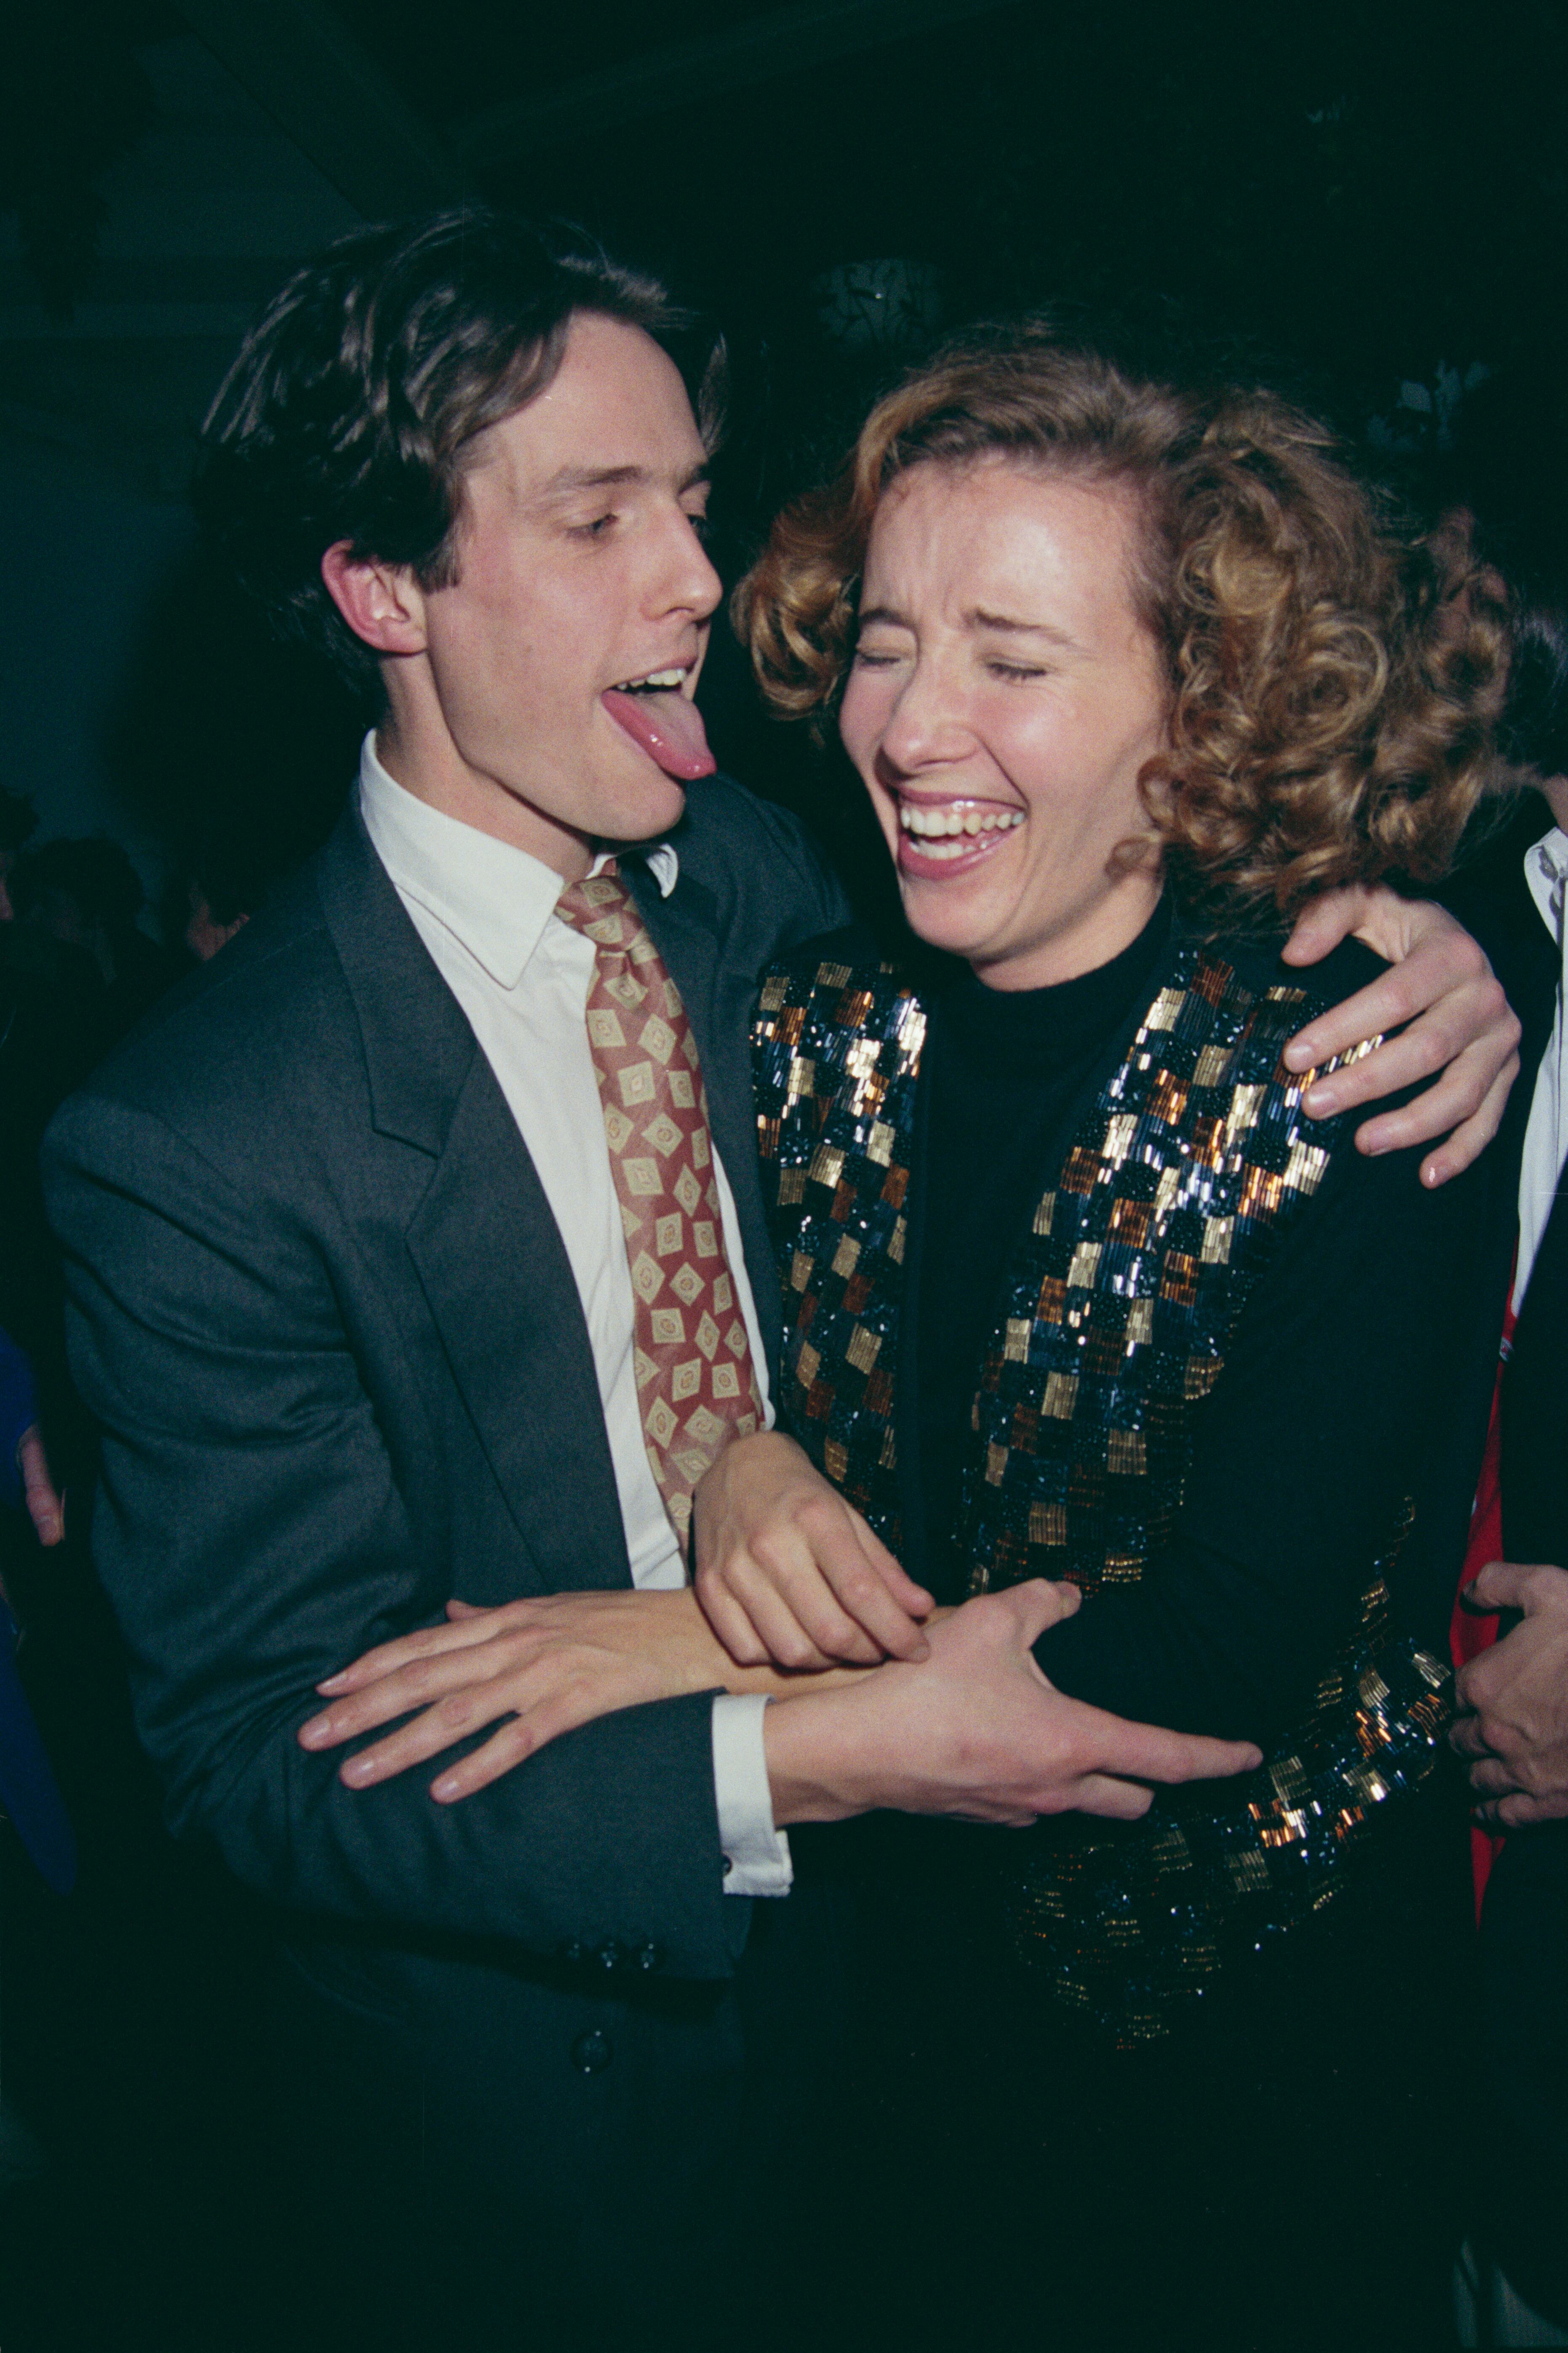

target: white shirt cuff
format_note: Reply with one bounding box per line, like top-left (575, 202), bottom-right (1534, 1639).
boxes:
top-left (711, 1693), bottom-right (792, 1896)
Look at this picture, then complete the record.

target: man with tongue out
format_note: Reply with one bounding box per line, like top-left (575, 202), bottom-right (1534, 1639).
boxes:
top-left (40, 212), bottom-right (1517, 2345)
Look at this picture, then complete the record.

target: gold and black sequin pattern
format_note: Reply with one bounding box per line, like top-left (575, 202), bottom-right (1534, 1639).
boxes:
top-left (961, 946), bottom-right (1342, 1597)
top-left (754, 957), bottom-right (922, 1540)
top-left (753, 943), bottom-right (1456, 2039)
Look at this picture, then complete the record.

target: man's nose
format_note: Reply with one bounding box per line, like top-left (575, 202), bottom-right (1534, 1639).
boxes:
top-left (652, 510), bottom-right (722, 622)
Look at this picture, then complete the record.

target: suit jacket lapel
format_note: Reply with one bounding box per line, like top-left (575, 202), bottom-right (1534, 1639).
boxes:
top-left (629, 860), bottom-right (785, 1393)
top-left (318, 806), bottom-right (632, 1591)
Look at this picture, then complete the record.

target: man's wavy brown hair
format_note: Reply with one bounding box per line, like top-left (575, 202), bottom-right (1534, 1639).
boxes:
top-left (736, 326), bottom-right (1508, 924)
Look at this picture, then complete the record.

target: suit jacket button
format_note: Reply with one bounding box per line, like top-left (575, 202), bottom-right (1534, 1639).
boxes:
top-left (636, 1940), bottom-right (662, 1972)
top-left (561, 1941), bottom-right (585, 1966)
top-left (595, 1937), bottom-right (623, 1973)
top-left (571, 2029), bottom-right (613, 2075)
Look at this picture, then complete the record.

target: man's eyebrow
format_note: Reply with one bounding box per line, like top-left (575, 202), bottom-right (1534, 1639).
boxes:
top-left (535, 461), bottom-right (711, 500)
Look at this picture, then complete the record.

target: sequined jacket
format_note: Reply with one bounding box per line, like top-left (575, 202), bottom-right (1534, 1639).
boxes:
top-left (754, 931), bottom-right (1461, 2039)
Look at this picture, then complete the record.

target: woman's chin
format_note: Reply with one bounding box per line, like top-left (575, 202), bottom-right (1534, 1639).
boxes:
top-left (895, 869), bottom-right (999, 964)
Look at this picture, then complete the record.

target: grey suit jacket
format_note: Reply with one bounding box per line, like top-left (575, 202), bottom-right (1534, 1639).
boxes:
top-left (43, 776), bottom-right (847, 1987)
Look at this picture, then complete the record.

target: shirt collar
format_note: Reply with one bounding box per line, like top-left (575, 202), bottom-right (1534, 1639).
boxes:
top-left (1525, 824), bottom-right (1568, 949)
top-left (357, 732), bottom-right (680, 991)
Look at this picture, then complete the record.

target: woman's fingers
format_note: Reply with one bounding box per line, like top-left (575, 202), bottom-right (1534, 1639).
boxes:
top-left (334, 1670), bottom-right (526, 1786)
top-left (430, 1715), bottom-right (546, 1803)
top-left (791, 1512), bottom-right (930, 1661)
top-left (849, 1509), bottom-right (936, 1621)
top-left (704, 1514), bottom-right (927, 1669)
top-left (723, 1558), bottom-right (847, 1672)
top-left (328, 1645), bottom-right (666, 1794)
top-left (301, 1635), bottom-right (527, 1748)
top-left (692, 1575), bottom-right (774, 1668)
top-left (315, 1603), bottom-right (513, 1693)
top-left (427, 1665), bottom-right (662, 1802)
top-left (740, 1518), bottom-right (890, 1664)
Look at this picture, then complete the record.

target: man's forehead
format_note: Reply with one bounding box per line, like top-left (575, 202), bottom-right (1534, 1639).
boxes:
top-left (474, 317), bottom-right (704, 494)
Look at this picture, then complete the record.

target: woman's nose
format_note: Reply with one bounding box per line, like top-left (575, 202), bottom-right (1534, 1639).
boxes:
top-left (878, 661), bottom-right (973, 771)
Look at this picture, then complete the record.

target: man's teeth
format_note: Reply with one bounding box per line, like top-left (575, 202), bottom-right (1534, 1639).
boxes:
top-left (612, 668), bottom-right (688, 692)
top-left (898, 803), bottom-right (1024, 856)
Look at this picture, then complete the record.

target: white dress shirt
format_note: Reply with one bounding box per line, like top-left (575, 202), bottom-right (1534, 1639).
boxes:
top-left (1515, 825), bottom-right (1568, 1311)
top-left (358, 735), bottom-right (791, 1894)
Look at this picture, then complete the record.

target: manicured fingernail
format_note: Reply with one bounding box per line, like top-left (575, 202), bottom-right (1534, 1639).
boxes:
top-left (340, 1755), bottom-right (379, 1786)
top-left (316, 1671), bottom-right (349, 1693)
top-left (1283, 1042), bottom-right (1313, 1070)
top-left (298, 1716), bottom-right (334, 1748)
top-left (430, 1774), bottom-right (461, 1802)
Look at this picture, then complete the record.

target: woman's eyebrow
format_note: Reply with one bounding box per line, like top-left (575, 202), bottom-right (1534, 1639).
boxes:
top-left (967, 608), bottom-right (1079, 648)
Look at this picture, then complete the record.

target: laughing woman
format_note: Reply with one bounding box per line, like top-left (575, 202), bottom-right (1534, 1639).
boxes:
top-left (692, 329), bottom-right (1520, 2348)
top-left (302, 331), bottom-right (1523, 2348)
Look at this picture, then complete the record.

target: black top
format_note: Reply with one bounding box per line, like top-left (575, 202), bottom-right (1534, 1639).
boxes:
top-left (915, 897), bottom-right (1173, 1602)
top-left (905, 921), bottom-right (1517, 1745)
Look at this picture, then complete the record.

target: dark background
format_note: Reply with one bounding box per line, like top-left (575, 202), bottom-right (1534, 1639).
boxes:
top-left (0, 5), bottom-right (1565, 2345)
top-left (3, 0), bottom-right (1567, 892)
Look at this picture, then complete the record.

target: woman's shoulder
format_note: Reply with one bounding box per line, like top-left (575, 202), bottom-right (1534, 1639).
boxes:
top-left (1197, 925), bottom-right (1387, 1018)
top-left (763, 919), bottom-right (895, 984)
top-left (757, 921), bottom-right (924, 1026)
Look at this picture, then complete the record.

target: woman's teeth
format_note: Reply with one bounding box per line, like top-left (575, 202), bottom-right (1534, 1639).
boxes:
top-left (898, 803), bottom-right (1023, 859)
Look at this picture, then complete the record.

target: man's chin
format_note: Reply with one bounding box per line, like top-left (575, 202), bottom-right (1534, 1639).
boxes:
top-left (593, 770), bottom-right (690, 849)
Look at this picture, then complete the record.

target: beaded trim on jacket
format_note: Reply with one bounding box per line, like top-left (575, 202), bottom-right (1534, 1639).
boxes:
top-left (753, 940), bottom-right (1453, 2041)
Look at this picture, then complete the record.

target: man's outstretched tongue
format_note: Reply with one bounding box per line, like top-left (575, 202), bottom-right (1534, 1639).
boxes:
top-left (602, 687), bottom-right (716, 780)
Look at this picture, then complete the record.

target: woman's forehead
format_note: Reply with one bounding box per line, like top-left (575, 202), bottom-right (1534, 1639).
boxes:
top-left (864, 459), bottom-right (1144, 624)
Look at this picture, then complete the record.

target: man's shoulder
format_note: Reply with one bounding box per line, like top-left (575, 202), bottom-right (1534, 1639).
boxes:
top-left (49, 850), bottom-right (353, 1154)
top-left (659, 773), bottom-right (849, 942)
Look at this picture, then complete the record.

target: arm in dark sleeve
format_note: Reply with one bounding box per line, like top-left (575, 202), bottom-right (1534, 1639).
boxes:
top-left (43, 1095), bottom-right (741, 1980)
top-left (1034, 1127), bottom-right (1506, 1741)
top-left (0, 1326), bottom-right (37, 1511)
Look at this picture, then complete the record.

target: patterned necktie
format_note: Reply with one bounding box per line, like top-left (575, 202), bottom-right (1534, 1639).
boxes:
top-left (556, 862), bottom-right (764, 1544)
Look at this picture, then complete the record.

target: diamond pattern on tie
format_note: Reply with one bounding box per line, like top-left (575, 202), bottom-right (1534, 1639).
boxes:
top-left (557, 863), bottom-right (764, 1542)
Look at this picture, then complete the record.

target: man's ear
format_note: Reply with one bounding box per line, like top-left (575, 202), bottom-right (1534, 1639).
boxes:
top-left (321, 542), bottom-right (428, 657)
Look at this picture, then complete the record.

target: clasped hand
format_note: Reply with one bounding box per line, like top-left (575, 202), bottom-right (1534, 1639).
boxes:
top-left (1451, 1561), bottom-right (1568, 1826)
top-left (299, 1528), bottom-right (1258, 1823)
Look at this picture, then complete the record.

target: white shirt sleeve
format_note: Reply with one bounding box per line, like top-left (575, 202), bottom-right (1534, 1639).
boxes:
top-left (711, 1694), bottom-right (792, 1896)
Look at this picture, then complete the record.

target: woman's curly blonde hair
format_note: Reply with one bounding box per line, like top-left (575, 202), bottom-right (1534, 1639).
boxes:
top-left (735, 327), bottom-right (1509, 924)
